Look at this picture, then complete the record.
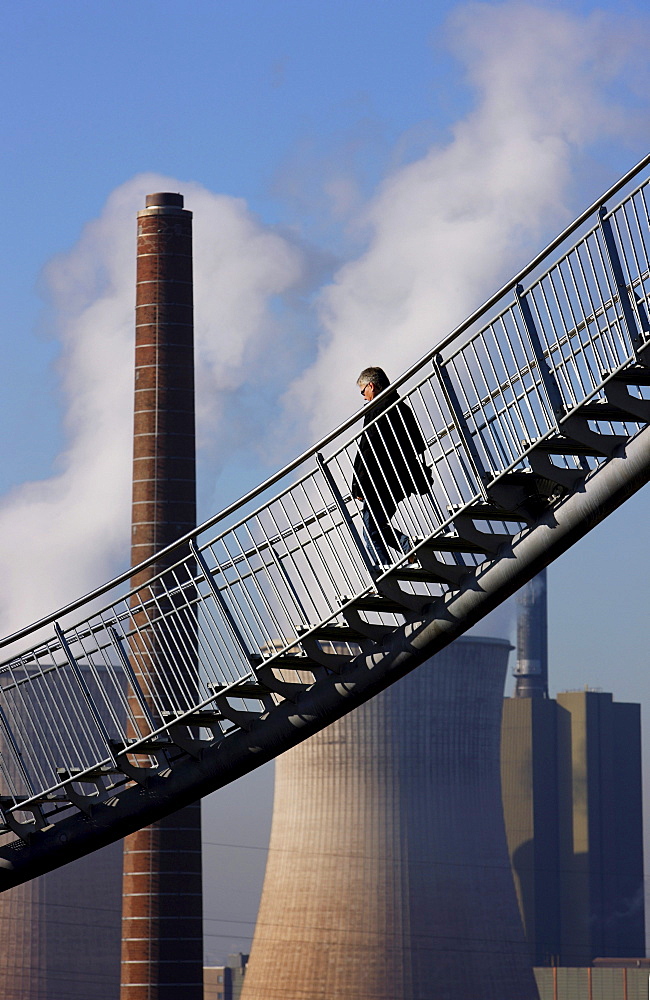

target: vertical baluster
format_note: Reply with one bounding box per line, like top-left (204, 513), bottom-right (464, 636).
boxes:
top-left (515, 283), bottom-right (565, 422)
top-left (54, 624), bottom-right (117, 765)
top-left (316, 452), bottom-right (375, 573)
top-left (0, 703), bottom-right (35, 797)
top-left (433, 355), bottom-right (489, 500)
top-left (599, 204), bottom-right (644, 351)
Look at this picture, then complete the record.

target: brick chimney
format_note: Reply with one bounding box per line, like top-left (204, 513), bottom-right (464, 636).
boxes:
top-left (120, 192), bottom-right (203, 1000)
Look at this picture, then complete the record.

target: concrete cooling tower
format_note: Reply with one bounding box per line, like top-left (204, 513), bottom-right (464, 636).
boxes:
top-left (240, 635), bottom-right (538, 1000)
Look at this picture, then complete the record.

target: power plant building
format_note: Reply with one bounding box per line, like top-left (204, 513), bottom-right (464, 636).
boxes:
top-left (501, 571), bottom-right (645, 967)
top-left (204, 954), bottom-right (248, 1000)
top-left (501, 689), bottom-right (645, 967)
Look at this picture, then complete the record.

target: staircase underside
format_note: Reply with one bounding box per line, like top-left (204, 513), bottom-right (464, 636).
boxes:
top-left (1, 413), bottom-right (649, 892)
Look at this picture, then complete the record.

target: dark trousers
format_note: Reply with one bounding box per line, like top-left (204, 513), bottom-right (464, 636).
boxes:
top-left (362, 504), bottom-right (410, 568)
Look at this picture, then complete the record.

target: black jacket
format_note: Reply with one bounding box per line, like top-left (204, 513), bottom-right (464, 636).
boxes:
top-left (352, 388), bottom-right (431, 515)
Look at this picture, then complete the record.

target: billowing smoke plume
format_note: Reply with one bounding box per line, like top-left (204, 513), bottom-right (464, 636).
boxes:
top-left (283, 2), bottom-right (648, 439)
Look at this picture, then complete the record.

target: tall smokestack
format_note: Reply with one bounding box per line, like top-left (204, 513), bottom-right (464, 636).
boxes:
top-left (120, 192), bottom-right (203, 1000)
top-left (514, 569), bottom-right (548, 698)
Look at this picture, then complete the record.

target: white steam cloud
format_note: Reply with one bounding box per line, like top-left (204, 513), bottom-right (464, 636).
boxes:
top-left (283, 1), bottom-right (648, 438)
top-left (0, 2), bottom-right (647, 644)
top-left (0, 174), bottom-right (305, 637)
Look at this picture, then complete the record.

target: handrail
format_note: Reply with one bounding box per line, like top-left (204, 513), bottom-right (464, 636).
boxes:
top-left (0, 155), bottom-right (648, 825)
top-left (1, 152), bottom-right (648, 652)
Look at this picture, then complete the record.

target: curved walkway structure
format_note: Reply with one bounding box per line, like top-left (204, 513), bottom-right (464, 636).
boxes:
top-left (1, 156), bottom-right (650, 890)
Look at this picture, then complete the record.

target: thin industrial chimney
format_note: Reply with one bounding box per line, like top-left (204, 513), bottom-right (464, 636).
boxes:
top-left (514, 568), bottom-right (548, 698)
top-left (120, 192), bottom-right (203, 1000)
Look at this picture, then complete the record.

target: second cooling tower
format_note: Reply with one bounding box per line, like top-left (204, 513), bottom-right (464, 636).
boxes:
top-left (240, 635), bottom-right (538, 1000)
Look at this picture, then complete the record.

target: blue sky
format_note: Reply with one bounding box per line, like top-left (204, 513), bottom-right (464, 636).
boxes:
top-left (2, 0), bottom-right (650, 961)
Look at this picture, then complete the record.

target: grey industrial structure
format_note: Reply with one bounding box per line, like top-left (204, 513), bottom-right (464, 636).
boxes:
top-left (501, 573), bottom-right (645, 969)
top-left (502, 689), bottom-right (645, 968)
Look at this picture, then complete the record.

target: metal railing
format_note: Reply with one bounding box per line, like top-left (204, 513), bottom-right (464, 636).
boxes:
top-left (0, 153), bottom-right (649, 823)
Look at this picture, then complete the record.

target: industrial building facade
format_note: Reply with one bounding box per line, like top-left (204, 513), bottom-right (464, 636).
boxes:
top-left (534, 961), bottom-right (650, 1000)
top-left (501, 690), bottom-right (645, 968)
top-left (204, 954), bottom-right (248, 1000)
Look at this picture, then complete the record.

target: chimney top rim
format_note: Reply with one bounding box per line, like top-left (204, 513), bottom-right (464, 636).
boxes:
top-left (145, 192), bottom-right (184, 209)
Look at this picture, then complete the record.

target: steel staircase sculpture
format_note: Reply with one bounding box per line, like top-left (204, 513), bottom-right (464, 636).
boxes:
top-left (0, 155), bottom-right (649, 890)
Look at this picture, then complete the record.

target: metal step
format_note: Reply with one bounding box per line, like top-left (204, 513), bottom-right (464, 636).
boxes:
top-left (111, 736), bottom-right (179, 753)
top-left (207, 681), bottom-right (276, 732)
top-left (373, 565), bottom-right (441, 612)
top-left (0, 795), bottom-right (27, 808)
top-left (1, 800), bottom-right (54, 839)
top-left (532, 434), bottom-right (610, 457)
top-left (345, 593), bottom-right (408, 614)
top-left (217, 681), bottom-right (272, 700)
top-left (420, 532), bottom-right (489, 555)
top-left (578, 399), bottom-right (640, 423)
top-left (452, 515), bottom-right (515, 554)
top-left (253, 661), bottom-right (314, 701)
top-left (258, 653), bottom-right (324, 674)
top-left (161, 708), bottom-right (226, 752)
top-left (56, 764), bottom-right (124, 782)
top-left (560, 414), bottom-right (626, 457)
top-left (0, 793), bottom-right (67, 812)
top-left (341, 594), bottom-right (407, 641)
top-left (297, 624), bottom-right (366, 668)
top-left (487, 471), bottom-right (562, 520)
top-left (604, 371), bottom-right (650, 421)
top-left (527, 448), bottom-right (587, 490)
top-left (417, 545), bottom-right (473, 586)
top-left (209, 697), bottom-right (266, 733)
top-left (166, 709), bottom-right (223, 726)
top-left (606, 365), bottom-right (650, 386)
top-left (105, 740), bottom-right (173, 785)
top-left (305, 623), bottom-right (368, 644)
top-left (459, 502), bottom-right (534, 523)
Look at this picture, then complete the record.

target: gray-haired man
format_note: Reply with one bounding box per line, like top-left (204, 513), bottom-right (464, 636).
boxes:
top-left (352, 367), bottom-right (431, 569)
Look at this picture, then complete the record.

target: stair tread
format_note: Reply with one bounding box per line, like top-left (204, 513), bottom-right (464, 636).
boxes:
top-left (259, 654), bottom-right (320, 670)
top-left (608, 367), bottom-right (650, 386)
top-left (56, 764), bottom-right (123, 779)
top-left (207, 681), bottom-right (270, 699)
top-left (165, 710), bottom-right (223, 724)
top-left (423, 533), bottom-right (488, 554)
top-left (306, 624), bottom-right (366, 642)
top-left (459, 503), bottom-right (532, 522)
top-left (347, 594), bottom-right (407, 614)
top-left (531, 435), bottom-right (607, 456)
top-left (386, 565), bottom-right (451, 583)
top-left (220, 683), bottom-right (269, 699)
top-left (578, 400), bottom-right (637, 421)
